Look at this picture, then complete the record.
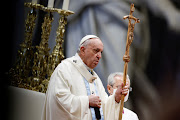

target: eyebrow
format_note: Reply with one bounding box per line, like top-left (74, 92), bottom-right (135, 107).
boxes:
top-left (95, 48), bottom-right (103, 52)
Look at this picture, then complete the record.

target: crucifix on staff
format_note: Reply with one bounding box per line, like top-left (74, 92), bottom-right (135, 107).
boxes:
top-left (119, 3), bottom-right (140, 120)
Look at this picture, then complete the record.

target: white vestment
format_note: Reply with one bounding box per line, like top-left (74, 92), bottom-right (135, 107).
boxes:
top-left (41, 54), bottom-right (138, 120)
top-left (122, 108), bottom-right (139, 120)
top-left (104, 95), bottom-right (139, 120)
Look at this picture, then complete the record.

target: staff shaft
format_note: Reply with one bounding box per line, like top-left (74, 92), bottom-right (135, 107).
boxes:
top-left (118, 3), bottom-right (140, 120)
top-left (119, 62), bottom-right (128, 120)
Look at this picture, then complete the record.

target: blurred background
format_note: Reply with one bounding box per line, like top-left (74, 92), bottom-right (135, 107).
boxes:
top-left (2, 0), bottom-right (180, 120)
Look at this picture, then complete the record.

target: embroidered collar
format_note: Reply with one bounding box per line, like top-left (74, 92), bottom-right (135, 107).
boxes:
top-left (67, 53), bottom-right (97, 83)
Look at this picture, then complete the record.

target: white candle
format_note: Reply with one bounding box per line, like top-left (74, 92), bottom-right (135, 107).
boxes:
top-left (48, 0), bottom-right (55, 8)
top-left (62, 0), bottom-right (69, 10)
top-left (32, 0), bottom-right (38, 4)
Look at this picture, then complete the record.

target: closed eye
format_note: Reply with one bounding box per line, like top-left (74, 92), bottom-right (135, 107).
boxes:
top-left (93, 48), bottom-right (103, 55)
top-left (93, 49), bottom-right (99, 53)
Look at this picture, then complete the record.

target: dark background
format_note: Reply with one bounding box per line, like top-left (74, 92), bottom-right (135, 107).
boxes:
top-left (2, 0), bottom-right (180, 120)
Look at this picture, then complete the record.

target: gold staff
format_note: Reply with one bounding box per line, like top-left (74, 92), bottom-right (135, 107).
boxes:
top-left (119, 3), bottom-right (140, 120)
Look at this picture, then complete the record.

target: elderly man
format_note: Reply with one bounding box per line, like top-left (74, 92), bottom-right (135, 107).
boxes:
top-left (107, 72), bottom-right (139, 120)
top-left (41, 35), bottom-right (129, 120)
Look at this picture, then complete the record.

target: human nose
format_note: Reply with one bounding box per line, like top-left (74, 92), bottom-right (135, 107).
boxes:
top-left (97, 52), bottom-right (102, 59)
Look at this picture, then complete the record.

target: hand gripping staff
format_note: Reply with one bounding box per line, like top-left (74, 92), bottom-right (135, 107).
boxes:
top-left (118, 3), bottom-right (140, 120)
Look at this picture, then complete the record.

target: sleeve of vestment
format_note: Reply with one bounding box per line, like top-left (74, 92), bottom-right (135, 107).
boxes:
top-left (53, 63), bottom-right (89, 119)
top-left (103, 94), bottom-right (121, 120)
top-left (95, 78), bottom-right (121, 120)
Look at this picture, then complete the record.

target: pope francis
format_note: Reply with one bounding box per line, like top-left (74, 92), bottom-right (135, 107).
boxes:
top-left (41, 35), bottom-right (130, 120)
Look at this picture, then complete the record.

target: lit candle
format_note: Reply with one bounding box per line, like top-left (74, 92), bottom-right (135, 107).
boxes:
top-left (48, 0), bottom-right (55, 8)
top-left (32, 0), bottom-right (38, 4)
top-left (62, 0), bottom-right (69, 10)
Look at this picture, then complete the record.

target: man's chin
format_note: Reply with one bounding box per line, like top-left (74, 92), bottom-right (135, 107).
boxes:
top-left (90, 64), bottom-right (97, 69)
top-left (93, 63), bottom-right (98, 69)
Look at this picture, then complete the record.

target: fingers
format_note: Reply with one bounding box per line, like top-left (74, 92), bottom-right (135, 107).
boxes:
top-left (115, 83), bottom-right (129, 103)
top-left (122, 90), bottom-right (128, 96)
top-left (96, 98), bottom-right (101, 108)
top-left (97, 102), bottom-right (101, 108)
top-left (122, 85), bottom-right (129, 95)
top-left (88, 95), bottom-right (101, 108)
top-left (123, 84), bottom-right (129, 89)
top-left (116, 83), bottom-right (129, 95)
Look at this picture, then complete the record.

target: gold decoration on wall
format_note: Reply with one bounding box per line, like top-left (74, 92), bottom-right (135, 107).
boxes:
top-left (9, 2), bottom-right (74, 93)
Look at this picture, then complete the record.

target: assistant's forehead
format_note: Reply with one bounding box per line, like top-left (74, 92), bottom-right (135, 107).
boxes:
top-left (114, 75), bottom-right (130, 84)
top-left (114, 75), bottom-right (123, 82)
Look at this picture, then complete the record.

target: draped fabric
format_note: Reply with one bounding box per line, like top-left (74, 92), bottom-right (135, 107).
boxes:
top-left (42, 54), bottom-right (123, 120)
top-left (49, 1), bottom-right (160, 119)
top-left (83, 76), bottom-right (104, 120)
top-left (10, 0), bottom-right (164, 120)
top-left (46, 0), bottom-right (160, 119)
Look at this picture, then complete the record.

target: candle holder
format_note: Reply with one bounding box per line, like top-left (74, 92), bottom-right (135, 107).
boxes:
top-left (10, 2), bottom-right (43, 88)
top-left (48, 9), bottom-right (74, 77)
top-left (39, 9), bottom-right (74, 93)
top-left (31, 7), bottom-right (74, 93)
top-left (9, 2), bottom-right (74, 93)
top-left (31, 7), bottom-right (55, 92)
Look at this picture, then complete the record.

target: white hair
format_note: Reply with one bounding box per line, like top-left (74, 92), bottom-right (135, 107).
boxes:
top-left (77, 39), bottom-right (91, 53)
top-left (107, 72), bottom-right (130, 86)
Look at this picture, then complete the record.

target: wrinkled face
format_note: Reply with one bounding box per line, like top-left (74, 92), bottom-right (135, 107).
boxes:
top-left (108, 75), bottom-right (130, 95)
top-left (80, 38), bottom-right (103, 69)
top-left (113, 76), bottom-right (130, 88)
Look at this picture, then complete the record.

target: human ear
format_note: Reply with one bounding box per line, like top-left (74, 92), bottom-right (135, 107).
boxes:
top-left (80, 46), bottom-right (85, 55)
top-left (107, 85), bottom-right (113, 95)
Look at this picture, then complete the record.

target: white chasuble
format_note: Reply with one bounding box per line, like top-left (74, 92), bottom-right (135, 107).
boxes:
top-left (41, 54), bottom-right (124, 120)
